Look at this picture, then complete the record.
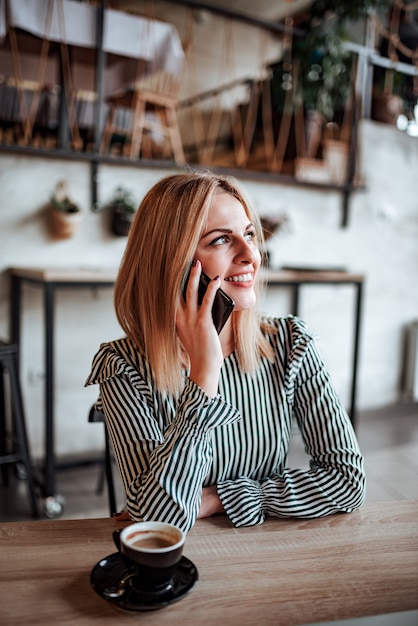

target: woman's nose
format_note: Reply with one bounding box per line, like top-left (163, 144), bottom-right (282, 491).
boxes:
top-left (234, 239), bottom-right (259, 264)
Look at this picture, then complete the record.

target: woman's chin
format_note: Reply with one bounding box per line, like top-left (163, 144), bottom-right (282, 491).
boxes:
top-left (230, 293), bottom-right (257, 312)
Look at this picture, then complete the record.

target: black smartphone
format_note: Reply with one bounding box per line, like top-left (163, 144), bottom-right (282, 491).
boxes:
top-left (183, 268), bottom-right (235, 334)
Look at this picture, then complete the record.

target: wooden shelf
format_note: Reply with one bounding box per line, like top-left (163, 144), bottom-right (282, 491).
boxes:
top-left (0, 142), bottom-right (365, 225)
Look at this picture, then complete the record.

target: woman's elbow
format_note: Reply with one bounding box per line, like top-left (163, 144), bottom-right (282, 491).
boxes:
top-left (339, 467), bottom-right (367, 512)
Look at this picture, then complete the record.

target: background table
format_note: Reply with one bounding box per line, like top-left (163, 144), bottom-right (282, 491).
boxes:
top-left (0, 501), bottom-right (417, 625)
top-left (0, 0), bottom-right (184, 74)
top-left (9, 267), bottom-right (116, 515)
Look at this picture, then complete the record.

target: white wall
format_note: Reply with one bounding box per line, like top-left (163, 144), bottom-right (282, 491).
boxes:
top-left (0, 119), bottom-right (417, 459)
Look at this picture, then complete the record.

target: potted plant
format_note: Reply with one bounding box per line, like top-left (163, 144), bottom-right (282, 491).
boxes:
top-left (110, 186), bottom-right (137, 236)
top-left (291, 0), bottom-right (392, 118)
top-left (270, 0), bottom-right (392, 175)
top-left (48, 180), bottom-right (83, 239)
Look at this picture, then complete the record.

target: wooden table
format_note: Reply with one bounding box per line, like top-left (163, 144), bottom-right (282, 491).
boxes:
top-left (8, 267), bottom-right (117, 514)
top-left (0, 501), bottom-right (417, 625)
top-left (0, 0), bottom-right (185, 73)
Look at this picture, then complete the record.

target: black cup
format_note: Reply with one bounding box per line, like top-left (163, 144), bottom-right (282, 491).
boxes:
top-left (113, 521), bottom-right (185, 592)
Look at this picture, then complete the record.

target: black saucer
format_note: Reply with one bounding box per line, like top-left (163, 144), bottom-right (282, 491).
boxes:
top-left (90, 552), bottom-right (198, 612)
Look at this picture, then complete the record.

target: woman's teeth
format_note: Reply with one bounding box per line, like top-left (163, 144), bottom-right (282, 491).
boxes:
top-left (225, 273), bottom-right (252, 283)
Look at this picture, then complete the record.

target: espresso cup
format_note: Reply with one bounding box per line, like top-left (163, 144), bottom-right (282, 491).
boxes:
top-left (113, 521), bottom-right (185, 592)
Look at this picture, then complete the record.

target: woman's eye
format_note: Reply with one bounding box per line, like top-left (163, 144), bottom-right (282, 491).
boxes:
top-left (209, 230), bottom-right (255, 246)
top-left (210, 235), bottom-right (229, 246)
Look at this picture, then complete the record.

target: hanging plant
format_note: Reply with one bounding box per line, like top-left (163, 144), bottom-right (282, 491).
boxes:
top-left (110, 186), bottom-right (137, 237)
top-left (48, 180), bottom-right (83, 239)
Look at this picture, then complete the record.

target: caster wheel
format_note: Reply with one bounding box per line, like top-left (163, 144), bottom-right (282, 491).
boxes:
top-left (43, 495), bottom-right (65, 518)
top-left (14, 462), bottom-right (27, 480)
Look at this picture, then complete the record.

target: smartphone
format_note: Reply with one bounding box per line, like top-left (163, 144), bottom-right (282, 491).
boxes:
top-left (183, 268), bottom-right (235, 334)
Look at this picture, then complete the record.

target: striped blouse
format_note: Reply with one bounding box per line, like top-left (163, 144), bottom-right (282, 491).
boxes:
top-left (85, 316), bottom-right (366, 532)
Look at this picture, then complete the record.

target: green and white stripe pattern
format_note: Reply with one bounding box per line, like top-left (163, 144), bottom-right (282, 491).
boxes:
top-left (86, 316), bottom-right (365, 531)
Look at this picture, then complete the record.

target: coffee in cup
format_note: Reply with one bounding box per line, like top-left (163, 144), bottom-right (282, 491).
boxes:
top-left (113, 521), bottom-right (185, 592)
top-left (129, 530), bottom-right (176, 550)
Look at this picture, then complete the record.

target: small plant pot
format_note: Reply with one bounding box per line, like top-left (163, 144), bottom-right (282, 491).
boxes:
top-left (48, 205), bottom-right (83, 239)
top-left (111, 208), bottom-right (135, 236)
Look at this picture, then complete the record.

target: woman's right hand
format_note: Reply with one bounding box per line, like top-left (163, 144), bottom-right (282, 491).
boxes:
top-left (176, 260), bottom-right (224, 397)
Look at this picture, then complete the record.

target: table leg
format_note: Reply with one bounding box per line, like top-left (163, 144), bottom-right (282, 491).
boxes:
top-left (349, 281), bottom-right (363, 430)
top-left (5, 275), bottom-right (21, 486)
top-left (10, 275), bottom-right (21, 348)
top-left (44, 284), bottom-right (55, 498)
top-left (42, 284), bottom-right (64, 518)
top-left (0, 369), bottom-right (8, 484)
top-left (292, 286), bottom-right (300, 317)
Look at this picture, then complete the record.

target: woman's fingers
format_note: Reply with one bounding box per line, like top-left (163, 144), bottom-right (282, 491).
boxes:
top-left (183, 259), bottom-right (201, 312)
top-left (182, 260), bottom-right (220, 329)
top-left (200, 274), bottom-right (220, 320)
top-left (177, 260), bottom-right (224, 395)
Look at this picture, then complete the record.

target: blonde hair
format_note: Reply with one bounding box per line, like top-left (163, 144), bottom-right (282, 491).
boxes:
top-left (114, 171), bottom-right (275, 394)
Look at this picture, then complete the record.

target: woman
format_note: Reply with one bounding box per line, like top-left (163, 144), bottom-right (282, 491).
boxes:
top-left (86, 171), bottom-right (365, 532)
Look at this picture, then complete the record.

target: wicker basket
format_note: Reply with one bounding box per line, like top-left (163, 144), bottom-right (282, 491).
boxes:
top-left (48, 205), bottom-right (83, 239)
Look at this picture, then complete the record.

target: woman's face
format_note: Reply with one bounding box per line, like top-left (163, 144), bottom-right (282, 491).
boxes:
top-left (194, 192), bottom-right (261, 312)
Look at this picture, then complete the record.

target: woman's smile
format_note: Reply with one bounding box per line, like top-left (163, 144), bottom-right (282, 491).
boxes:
top-left (224, 272), bottom-right (254, 284)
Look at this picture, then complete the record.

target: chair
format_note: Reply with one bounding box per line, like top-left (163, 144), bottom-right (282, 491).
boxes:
top-left (100, 70), bottom-right (185, 164)
top-left (88, 406), bottom-right (117, 516)
top-left (0, 342), bottom-right (39, 517)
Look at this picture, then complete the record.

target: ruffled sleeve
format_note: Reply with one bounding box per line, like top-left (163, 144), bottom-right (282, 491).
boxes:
top-left (217, 316), bottom-right (365, 527)
top-left (85, 339), bottom-right (240, 532)
top-left (283, 316), bottom-right (316, 405)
